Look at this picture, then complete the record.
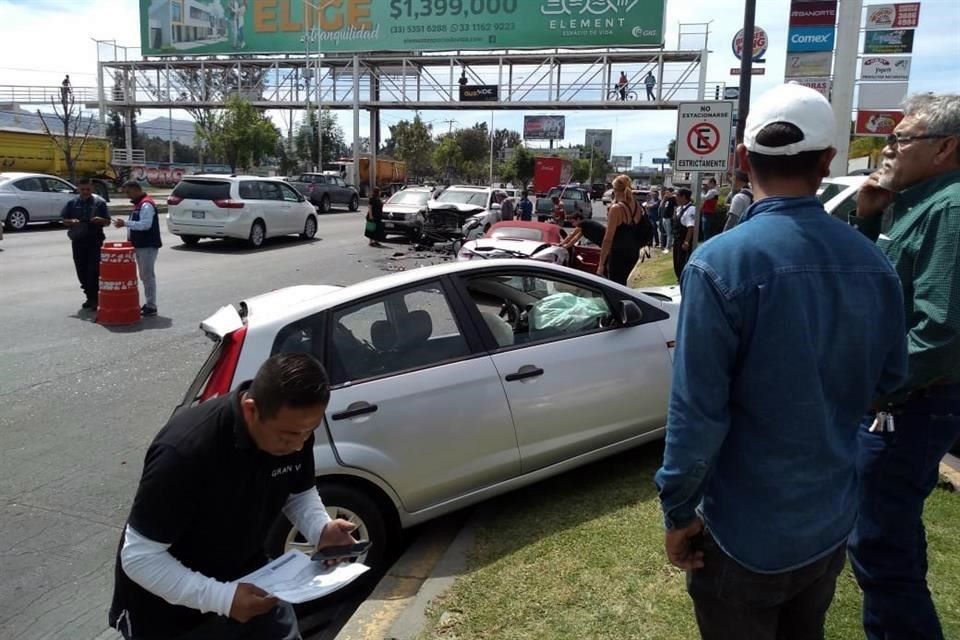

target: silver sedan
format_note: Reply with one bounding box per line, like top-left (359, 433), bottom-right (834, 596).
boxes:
top-left (176, 260), bottom-right (679, 576)
top-left (0, 172), bottom-right (79, 231)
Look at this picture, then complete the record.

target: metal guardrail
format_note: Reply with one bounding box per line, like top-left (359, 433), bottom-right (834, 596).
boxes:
top-left (112, 149), bottom-right (147, 166)
top-left (0, 85), bottom-right (98, 105)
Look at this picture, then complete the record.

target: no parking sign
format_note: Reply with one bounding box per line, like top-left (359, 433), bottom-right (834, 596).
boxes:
top-left (675, 102), bottom-right (734, 172)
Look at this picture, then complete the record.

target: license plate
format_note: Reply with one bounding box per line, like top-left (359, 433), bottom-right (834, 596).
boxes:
top-left (384, 222), bottom-right (394, 229)
top-left (191, 211), bottom-right (205, 219)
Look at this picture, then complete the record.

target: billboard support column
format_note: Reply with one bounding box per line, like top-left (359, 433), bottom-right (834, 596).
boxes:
top-left (353, 55), bottom-right (360, 192)
top-left (831, 0), bottom-right (864, 177)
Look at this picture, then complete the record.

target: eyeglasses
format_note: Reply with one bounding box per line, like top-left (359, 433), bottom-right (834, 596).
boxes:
top-left (885, 133), bottom-right (949, 148)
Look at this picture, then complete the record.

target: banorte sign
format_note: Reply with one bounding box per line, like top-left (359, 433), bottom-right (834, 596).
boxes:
top-left (732, 26), bottom-right (768, 62)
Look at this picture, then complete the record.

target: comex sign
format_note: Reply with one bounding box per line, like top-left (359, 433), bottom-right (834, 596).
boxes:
top-left (787, 26), bottom-right (835, 52)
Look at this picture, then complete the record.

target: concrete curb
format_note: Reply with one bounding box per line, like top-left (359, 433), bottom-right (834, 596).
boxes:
top-left (334, 512), bottom-right (467, 640)
top-left (940, 453), bottom-right (960, 491)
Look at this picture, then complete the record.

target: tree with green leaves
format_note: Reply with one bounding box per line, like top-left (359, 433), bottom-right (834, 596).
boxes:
top-left (849, 136), bottom-right (886, 168)
top-left (389, 115), bottom-right (435, 178)
top-left (506, 146), bottom-right (536, 187)
top-left (666, 139), bottom-right (676, 162)
top-left (196, 96), bottom-right (279, 173)
top-left (295, 110), bottom-right (346, 169)
top-left (433, 136), bottom-right (463, 183)
top-left (492, 128), bottom-right (522, 162)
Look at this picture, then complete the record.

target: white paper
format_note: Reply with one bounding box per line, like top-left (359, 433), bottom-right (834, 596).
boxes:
top-left (239, 550), bottom-right (370, 604)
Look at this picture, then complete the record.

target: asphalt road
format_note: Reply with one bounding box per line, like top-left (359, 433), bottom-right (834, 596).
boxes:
top-left (0, 206), bottom-right (406, 640)
top-left (0, 199), bottom-right (609, 640)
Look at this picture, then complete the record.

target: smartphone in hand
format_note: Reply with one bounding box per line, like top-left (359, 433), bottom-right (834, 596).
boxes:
top-left (311, 541), bottom-right (371, 562)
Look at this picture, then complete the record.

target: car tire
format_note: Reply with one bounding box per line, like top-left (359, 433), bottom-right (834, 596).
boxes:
top-left (349, 195), bottom-right (360, 212)
top-left (181, 235), bottom-right (201, 246)
top-left (319, 196), bottom-right (331, 214)
top-left (5, 208), bottom-right (29, 231)
top-left (264, 482), bottom-right (397, 597)
top-left (248, 220), bottom-right (266, 248)
top-left (301, 215), bottom-right (317, 239)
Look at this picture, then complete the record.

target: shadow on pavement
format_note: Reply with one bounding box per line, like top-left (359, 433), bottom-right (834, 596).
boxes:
top-left (67, 310), bottom-right (174, 332)
top-left (170, 236), bottom-right (321, 255)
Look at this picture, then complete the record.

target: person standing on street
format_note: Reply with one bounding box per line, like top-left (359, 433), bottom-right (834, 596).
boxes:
top-left (499, 193), bottom-right (515, 221)
top-left (645, 190), bottom-right (662, 248)
top-left (108, 353), bottom-right (360, 640)
top-left (848, 93), bottom-right (960, 640)
top-left (598, 174), bottom-right (642, 285)
top-left (644, 70), bottom-right (656, 101)
top-left (365, 186), bottom-right (385, 247)
top-left (114, 181), bottom-right (161, 317)
top-left (671, 187), bottom-right (696, 281)
top-left (518, 190), bottom-right (534, 221)
top-left (551, 195), bottom-right (566, 226)
top-left (699, 178), bottom-right (720, 240)
top-left (723, 170), bottom-right (753, 231)
top-left (61, 177), bottom-right (110, 310)
top-left (656, 83), bottom-right (908, 640)
top-left (658, 187), bottom-right (676, 254)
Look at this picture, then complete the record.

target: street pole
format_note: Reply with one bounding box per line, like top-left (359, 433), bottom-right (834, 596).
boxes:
top-left (168, 106), bottom-right (174, 164)
top-left (489, 110), bottom-right (495, 185)
top-left (353, 54), bottom-right (361, 194)
top-left (692, 47), bottom-right (709, 249)
top-left (735, 0), bottom-right (757, 146)
top-left (830, 0), bottom-right (864, 177)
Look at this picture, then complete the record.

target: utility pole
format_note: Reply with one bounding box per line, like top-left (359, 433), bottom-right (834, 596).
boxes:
top-left (735, 0), bottom-right (757, 146)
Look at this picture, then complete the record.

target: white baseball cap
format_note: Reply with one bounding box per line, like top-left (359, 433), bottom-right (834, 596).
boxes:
top-left (744, 83), bottom-right (835, 156)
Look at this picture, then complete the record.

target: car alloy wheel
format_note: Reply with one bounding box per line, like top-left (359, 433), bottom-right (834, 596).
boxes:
top-left (320, 196), bottom-right (331, 213)
top-left (301, 215), bottom-right (317, 239)
top-left (349, 195), bottom-right (360, 212)
top-left (6, 208), bottom-right (28, 231)
top-left (249, 220), bottom-right (266, 248)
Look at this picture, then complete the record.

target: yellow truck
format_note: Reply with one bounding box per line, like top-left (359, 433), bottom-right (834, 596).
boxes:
top-left (0, 127), bottom-right (116, 199)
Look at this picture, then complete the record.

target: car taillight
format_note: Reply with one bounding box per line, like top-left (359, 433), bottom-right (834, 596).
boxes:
top-left (213, 199), bottom-right (245, 209)
top-left (199, 326), bottom-right (247, 402)
top-left (167, 195), bottom-right (184, 205)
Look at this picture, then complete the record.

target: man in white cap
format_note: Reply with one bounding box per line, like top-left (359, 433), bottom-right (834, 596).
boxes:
top-left (655, 83), bottom-right (908, 638)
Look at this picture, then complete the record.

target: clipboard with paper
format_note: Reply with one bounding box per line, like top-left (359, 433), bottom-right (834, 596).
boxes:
top-left (239, 550), bottom-right (369, 604)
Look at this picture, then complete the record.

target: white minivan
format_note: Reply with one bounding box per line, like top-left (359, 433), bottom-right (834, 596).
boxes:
top-left (167, 175), bottom-right (318, 248)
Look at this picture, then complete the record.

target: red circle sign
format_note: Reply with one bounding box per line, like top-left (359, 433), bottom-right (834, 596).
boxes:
top-left (686, 122), bottom-right (721, 156)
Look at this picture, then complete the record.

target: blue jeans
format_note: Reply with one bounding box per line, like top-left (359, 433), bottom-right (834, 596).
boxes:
top-left (849, 384), bottom-right (960, 640)
top-left (660, 216), bottom-right (673, 249)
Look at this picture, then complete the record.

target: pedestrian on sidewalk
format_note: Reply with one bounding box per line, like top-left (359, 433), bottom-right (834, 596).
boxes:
top-left (699, 178), bottom-right (720, 241)
top-left (108, 354), bottom-right (359, 640)
top-left (658, 187), bottom-right (676, 253)
top-left (61, 177), bottom-right (110, 310)
top-left (723, 170), bottom-right (753, 231)
top-left (671, 187), bottom-right (695, 281)
top-left (598, 174), bottom-right (643, 285)
top-left (365, 186), bottom-right (385, 247)
top-left (655, 83), bottom-right (908, 640)
top-left (645, 190), bottom-right (662, 248)
top-left (113, 181), bottom-right (161, 316)
top-left (848, 92), bottom-right (960, 640)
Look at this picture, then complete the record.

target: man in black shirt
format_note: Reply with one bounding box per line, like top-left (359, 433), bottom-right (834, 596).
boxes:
top-left (561, 213), bottom-right (606, 248)
top-left (109, 354), bottom-right (358, 640)
top-left (61, 177), bottom-right (110, 309)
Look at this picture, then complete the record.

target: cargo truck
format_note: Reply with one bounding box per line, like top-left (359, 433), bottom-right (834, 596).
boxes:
top-left (0, 127), bottom-right (115, 199)
top-left (326, 157), bottom-right (407, 198)
top-left (533, 157), bottom-right (573, 197)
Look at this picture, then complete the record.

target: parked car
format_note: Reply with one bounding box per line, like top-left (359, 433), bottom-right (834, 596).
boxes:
top-left (457, 221), bottom-right (600, 273)
top-left (602, 188), bottom-right (614, 206)
top-left (176, 260), bottom-right (679, 577)
top-left (535, 186), bottom-right (592, 221)
top-left (818, 176), bottom-right (868, 224)
top-left (590, 182), bottom-right (610, 201)
top-left (166, 175), bottom-right (318, 248)
top-left (427, 185), bottom-right (507, 238)
top-left (382, 186), bottom-right (433, 240)
top-left (0, 172), bottom-right (81, 231)
top-left (288, 173), bottom-right (361, 213)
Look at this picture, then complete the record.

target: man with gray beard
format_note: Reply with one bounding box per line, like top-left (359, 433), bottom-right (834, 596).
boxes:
top-left (849, 93), bottom-right (960, 640)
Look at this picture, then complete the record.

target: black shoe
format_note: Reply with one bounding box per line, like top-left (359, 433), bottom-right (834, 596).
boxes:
top-left (82, 299), bottom-right (97, 310)
top-left (141, 305), bottom-right (158, 317)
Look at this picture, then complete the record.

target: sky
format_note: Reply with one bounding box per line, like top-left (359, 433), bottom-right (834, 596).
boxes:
top-left (1, 0), bottom-right (958, 166)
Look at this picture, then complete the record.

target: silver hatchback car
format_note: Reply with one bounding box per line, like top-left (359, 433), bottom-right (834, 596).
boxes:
top-left (176, 260), bottom-right (678, 574)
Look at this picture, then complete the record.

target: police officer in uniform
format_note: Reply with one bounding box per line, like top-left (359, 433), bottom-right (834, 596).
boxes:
top-left (109, 354), bottom-right (359, 640)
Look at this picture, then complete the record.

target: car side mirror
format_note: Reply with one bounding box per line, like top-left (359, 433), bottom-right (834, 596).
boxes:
top-left (619, 300), bottom-right (643, 326)
top-left (491, 203), bottom-right (501, 210)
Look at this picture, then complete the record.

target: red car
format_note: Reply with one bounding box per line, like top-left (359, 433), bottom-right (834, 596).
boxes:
top-left (457, 221), bottom-right (601, 274)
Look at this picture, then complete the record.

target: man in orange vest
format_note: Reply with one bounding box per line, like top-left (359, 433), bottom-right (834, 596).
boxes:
top-left (114, 181), bottom-right (161, 316)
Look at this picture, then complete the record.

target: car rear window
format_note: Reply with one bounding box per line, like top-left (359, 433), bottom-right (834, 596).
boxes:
top-left (491, 227), bottom-right (544, 241)
top-left (172, 180), bottom-right (231, 200)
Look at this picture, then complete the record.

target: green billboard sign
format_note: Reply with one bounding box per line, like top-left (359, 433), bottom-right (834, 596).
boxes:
top-left (140, 0), bottom-right (666, 56)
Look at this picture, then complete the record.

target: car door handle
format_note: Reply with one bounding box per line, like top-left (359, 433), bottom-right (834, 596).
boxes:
top-left (505, 366), bottom-right (545, 382)
top-left (331, 402), bottom-right (378, 421)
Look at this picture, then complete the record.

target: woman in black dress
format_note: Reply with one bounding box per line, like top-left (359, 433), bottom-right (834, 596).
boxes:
top-left (598, 174), bottom-right (643, 285)
top-left (365, 187), bottom-right (385, 247)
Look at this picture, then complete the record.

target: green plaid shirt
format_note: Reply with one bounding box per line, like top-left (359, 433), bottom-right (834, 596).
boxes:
top-left (853, 169), bottom-right (960, 402)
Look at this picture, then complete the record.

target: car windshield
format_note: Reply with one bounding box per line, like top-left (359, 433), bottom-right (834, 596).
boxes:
top-left (817, 182), bottom-right (845, 204)
top-left (548, 187), bottom-right (563, 198)
top-left (490, 227), bottom-right (545, 241)
top-left (436, 190), bottom-right (488, 207)
top-left (172, 180), bottom-right (231, 200)
top-left (388, 190), bottom-right (431, 206)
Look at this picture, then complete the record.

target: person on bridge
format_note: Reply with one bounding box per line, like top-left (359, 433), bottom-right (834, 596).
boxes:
top-left (848, 92), bottom-right (960, 640)
top-left (61, 74), bottom-right (72, 103)
top-left (108, 353), bottom-right (359, 640)
top-left (644, 70), bottom-right (657, 101)
top-left (61, 177), bottom-right (110, 310)
top-left (113, 181), bottom-right (161, 317)
top-left (656, 82), bottom-right (907, 640)
top-left (617, 72), bottom-right (628, 101)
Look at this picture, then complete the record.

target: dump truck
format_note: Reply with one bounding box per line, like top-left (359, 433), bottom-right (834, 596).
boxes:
top-left (326, 157), bottom-right (407, 198)
top-left (0, 127), bottom-right (115, 199)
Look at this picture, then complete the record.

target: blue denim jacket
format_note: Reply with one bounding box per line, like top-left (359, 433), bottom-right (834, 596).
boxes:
top-left (655, 196), bottom-right (908, 573)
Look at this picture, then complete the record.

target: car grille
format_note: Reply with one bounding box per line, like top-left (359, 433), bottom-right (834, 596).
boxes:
top-left (385, 211), bottom-right (406, 221)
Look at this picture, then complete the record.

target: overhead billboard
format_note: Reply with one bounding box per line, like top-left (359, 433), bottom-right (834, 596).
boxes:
top-left (523, 116), bottom-right (565, 141)
top-left (460, 85), bottom-right (498, 102)
top-left (787, 26), bottom-right (836, 52)
top-left (139, 0), bottom-right (667, 56)
top-left (784, 51), bottom-right (834, 77)
top-left (860, 56), bottom-right (912, 80)
top-left (789, 1), bottom-right (838, 26)
top-left (865, 3), bottom-right (921, 30)
top-left (863, 30), bottom-right (915, 54)
top-left (585, 129), bottom-right (613, 161)
top-left (611, 155), bottom-right (632, 169)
